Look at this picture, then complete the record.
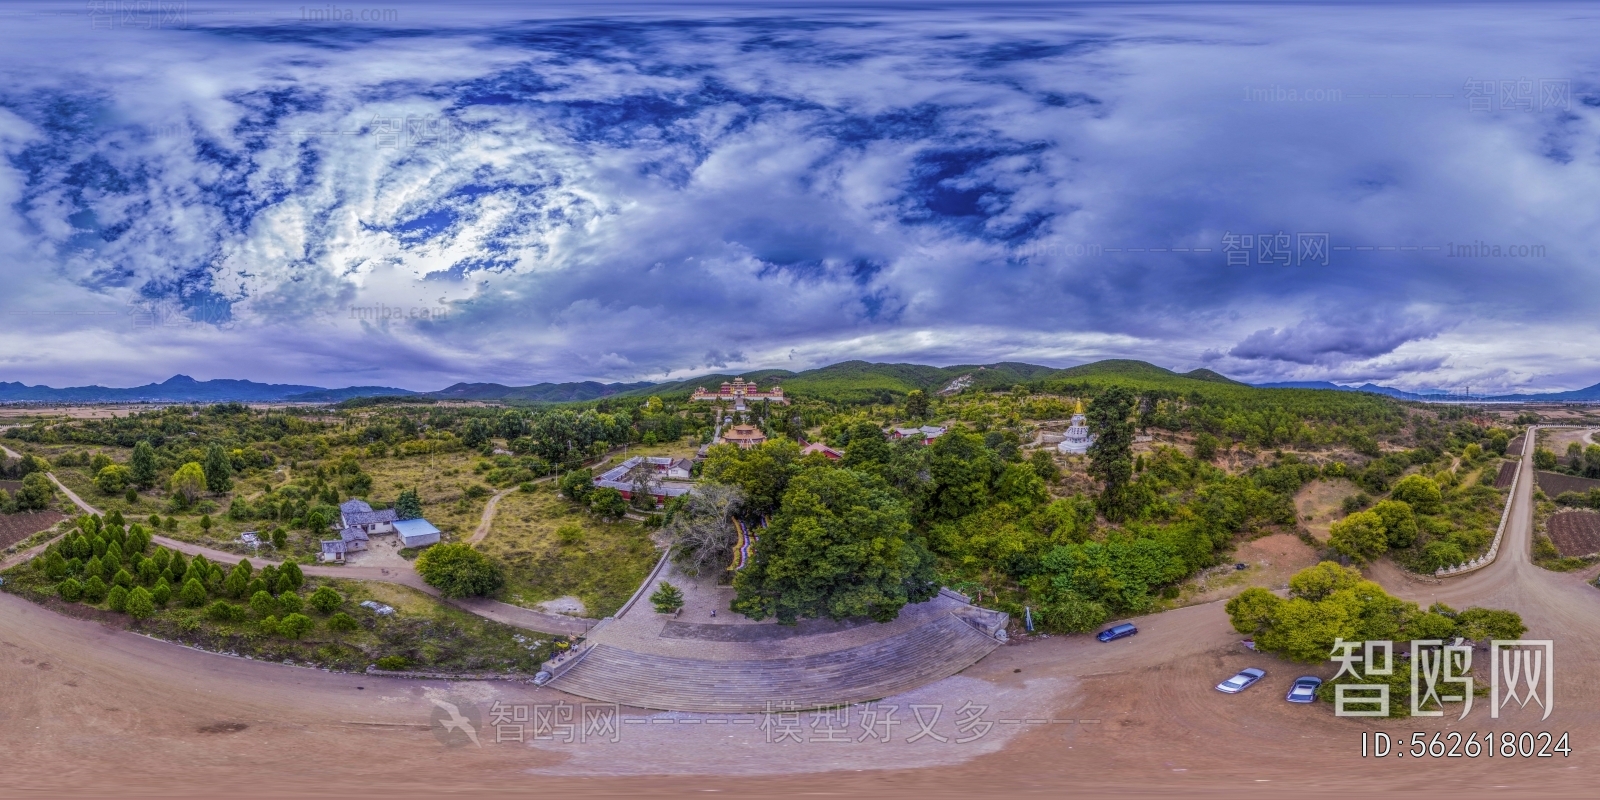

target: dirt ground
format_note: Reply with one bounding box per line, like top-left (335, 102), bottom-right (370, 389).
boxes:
top-left (0, 434), bottom-right (1596, 798)
top-left (1174, 532), bottom-right (1322, 607)
top-left (1294, 478), bottom-right (1363, 542)
top-left (1539, 426), bottom-right (1600, 454)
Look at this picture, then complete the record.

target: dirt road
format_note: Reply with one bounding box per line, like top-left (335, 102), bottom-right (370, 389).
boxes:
top-left (0, 432), bottom-right (1594, 797)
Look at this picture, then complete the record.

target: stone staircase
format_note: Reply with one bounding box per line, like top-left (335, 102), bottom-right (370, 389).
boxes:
top-left (551, 612), bottom-right (1003, 713)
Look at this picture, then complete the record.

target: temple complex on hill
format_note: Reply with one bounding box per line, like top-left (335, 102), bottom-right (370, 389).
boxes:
top-left (691, 377), bottom-right (788, 411)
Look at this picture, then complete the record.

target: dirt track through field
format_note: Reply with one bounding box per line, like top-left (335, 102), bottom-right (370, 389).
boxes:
top-left (1, 431), bottom-right (1596, 797)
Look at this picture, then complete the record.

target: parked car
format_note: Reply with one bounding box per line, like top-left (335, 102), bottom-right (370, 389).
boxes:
top-left (1286, 676), bottom-right (1323, 703)
top-left (1096, 623), bottom-right (1138, 642)
top-left (1216, 667), bottom-right (1266, 693)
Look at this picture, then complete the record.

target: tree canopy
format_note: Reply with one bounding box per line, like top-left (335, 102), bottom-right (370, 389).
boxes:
top-left (415, 543), bottom-right (504, 598)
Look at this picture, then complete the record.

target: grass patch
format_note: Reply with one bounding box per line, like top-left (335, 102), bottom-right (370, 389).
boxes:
top-left (476, 482), bottom-right (658, 618)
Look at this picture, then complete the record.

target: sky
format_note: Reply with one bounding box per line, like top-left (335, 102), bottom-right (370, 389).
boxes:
top-left (0, 1), bottom-right (1597, 392)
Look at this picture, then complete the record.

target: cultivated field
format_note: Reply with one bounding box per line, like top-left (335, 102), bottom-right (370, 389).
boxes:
top-left (0, 511), bottom-right (66, 550)
top-left (1546, 509), bottom-right (1600, 557)
top-left (1494, 460), bottom-right (1518, 488)
top-left (475, 483), bottom-right (658, 618)
top-left (1535, 470), bottom-right (1600, 498)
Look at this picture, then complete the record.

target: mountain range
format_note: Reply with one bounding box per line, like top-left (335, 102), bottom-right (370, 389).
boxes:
top-left (2, 363), bottom-right (1598, 404)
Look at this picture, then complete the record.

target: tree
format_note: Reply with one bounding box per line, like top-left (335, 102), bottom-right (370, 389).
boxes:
top-left (394, 488), bottom-right (423, 520)
top-left (308, 585), bottom-right (343, 614)
top-left (903, 389), bottom-right (929, 421)
top-left (126, 586), bottom-right (155, 619)
top-left (842, 422), bottom-right (891, 468)
top-left (925, 429), bottom-right (996, 522)
top-left (1087, 387), bottom-right (1138, 520)
top-left (271, 528), bottom-right (288, 549)
top-left (732, 467), bottom-right (937, 623)
top-left (15, 472), bottom-right (55, 511)
top-left (650, 582), bottom-right (685, 614)
top-left (278, 613), bottom-right (314, 639)
top-left (130, 440), bottom-right (159, 488)
top-left (1028, 448), bottom-right (1060, 483)
top-left (1390, 475), bottom-right (1443, 514)
top-left (207, 600), bottom-right (246, 622)
top-left (1370, 500), bottom-right (1417, 548)
top-left (278, 591), bottom-right (303, 615)
top-left (277, 560), bottom-right (304, 592)
top-left (151, 577), bottom-right (172, 606)
top-left (125, 486), bottom-right (139, 504)
top-left (327, 612), bottom-right (360, 632)
top-left (1193, 432), bottom-right (1219, 462)
top-left (179, 577), bottom-right (208, 607)
top-left (58, 578), bottom-right (84, 602)
top-left (415, 543), bottom-right (504, 598)
top-left (94, 464), bottom-right (133, 495)
top-left (199, 514), bottom-right (212, 533)
top-left (558, 470), bottom-right (594, 504)
top-left (1329, 510), bottom-right (1388, 563)
top-left (202, 444), bottom-right (233, 494)
top-left (661, 483), bottom-right (744, 577)
top-left (169, 462), bottom-right (206, 507)
top-left (249, 590), bottom-right (277, 618)
top-left (589, 487), bottom-right (628, 519)
top-left (1455, 608), bottom-right (1527, 642)
top-left (1534, 447), bottom-right (1557, 471)
top-left (224, 563), bottom-right (251, 599)
top-left (83, 575), bottom-right (109, 603)
top-left (107, 584), bottom-right (130, 612)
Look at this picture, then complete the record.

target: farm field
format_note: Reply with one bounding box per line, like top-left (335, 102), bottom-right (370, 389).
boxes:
top-left (1534, 470), bottom-right (1600, 498)
top-left (1546, 509), bottom-right (1600, 558)
top-left (475, 483), bottom-right (658, 618)
top-left (0, 511), bottom-right (67, 551)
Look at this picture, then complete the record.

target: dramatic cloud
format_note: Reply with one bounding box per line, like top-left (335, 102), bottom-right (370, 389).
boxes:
top-left (0, 2), bottom-right (1598, 392)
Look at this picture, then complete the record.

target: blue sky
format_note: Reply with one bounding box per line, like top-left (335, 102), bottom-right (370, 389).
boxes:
top-left (1, 1), bottom-right (1597, 392)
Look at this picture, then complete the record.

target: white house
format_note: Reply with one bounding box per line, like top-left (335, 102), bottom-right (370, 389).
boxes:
top-left (394, 518), bottom-right (442, 548)
top-left (339, 499), bottom-right (397, 534)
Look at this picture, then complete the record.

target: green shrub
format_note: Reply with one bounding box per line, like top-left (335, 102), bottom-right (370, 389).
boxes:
top-left (126, 587), bottom-right (155, 620)
top-left (206, 601), bottom-right (246, 622)
top-left (278, 613), bottom-right (314, 639)
top-left (308, 586), bottom-right (342, 614)
top-left (151, 578), bottom-right (172, 607)
top-left (415, 543), bottom-right (503, 598)
top-left (178, 578), bottom-right (208, 608)
top-left (375, 655), bottom-right (410, 671)
top-left (82, 575), bottom-right (109, 603)
top-left (650, 581), bottom-right (685, 614)
top-left (327, 612), bottom-right (360, 632)
top-left (277, 591), bottom-right (304, 615)
top-left (249, 590), bottom-right (277, 618)
top-left (107, 584), bottom-right (129, 612)
top-left (58, 577), bottom-right (84, 602)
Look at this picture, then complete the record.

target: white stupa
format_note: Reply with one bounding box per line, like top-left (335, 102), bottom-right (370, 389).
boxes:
top-left (1058, 401), bottom-right (1095, 454)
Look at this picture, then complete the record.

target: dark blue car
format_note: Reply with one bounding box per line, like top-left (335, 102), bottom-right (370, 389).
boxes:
top-left (1096, 623), bottom-right (1138, 642)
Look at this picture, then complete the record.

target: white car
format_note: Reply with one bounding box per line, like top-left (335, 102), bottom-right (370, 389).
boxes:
top-left (1216, 667), bottom-right (1265, 694)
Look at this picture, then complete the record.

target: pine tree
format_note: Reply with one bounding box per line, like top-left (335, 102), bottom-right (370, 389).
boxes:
top-left (650, 581), bottom-right (685, 614)
top-left (223, 566), bottom-right (250, 599)
top-left (203, 444), bottom-right (233, 495)
top-left (58, 578), bottom-right (84, 602)
top-left (394, 488), bottom-right (423, 520)
top-left (250, 590), bottom-right (277, 618)
top-left (278, 561), bottom-right (304, 592)
top-left (125, 587), bottom-right (155, 620)
top-left (113, 568), bottom-right (134, 588)
top-left (151, 577), bottom-right (172, 607)
top-left (130, 441), bottom-right (158, 488)
top-left (178, 577), bottom-right (208, 608)
top-left (308, 585), bottom-right (342, 614)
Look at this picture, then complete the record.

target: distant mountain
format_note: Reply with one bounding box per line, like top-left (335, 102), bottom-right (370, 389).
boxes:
top-left (429, 380), bottom-right (656, 403)
top-left (0, 375), bottom-right (413, 404)
top-left (1253, 379), bottom-right (1600, 402)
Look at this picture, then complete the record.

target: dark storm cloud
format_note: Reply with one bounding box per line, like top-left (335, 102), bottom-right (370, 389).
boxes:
top-left (0, 3), bottom-right (1597, 392)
